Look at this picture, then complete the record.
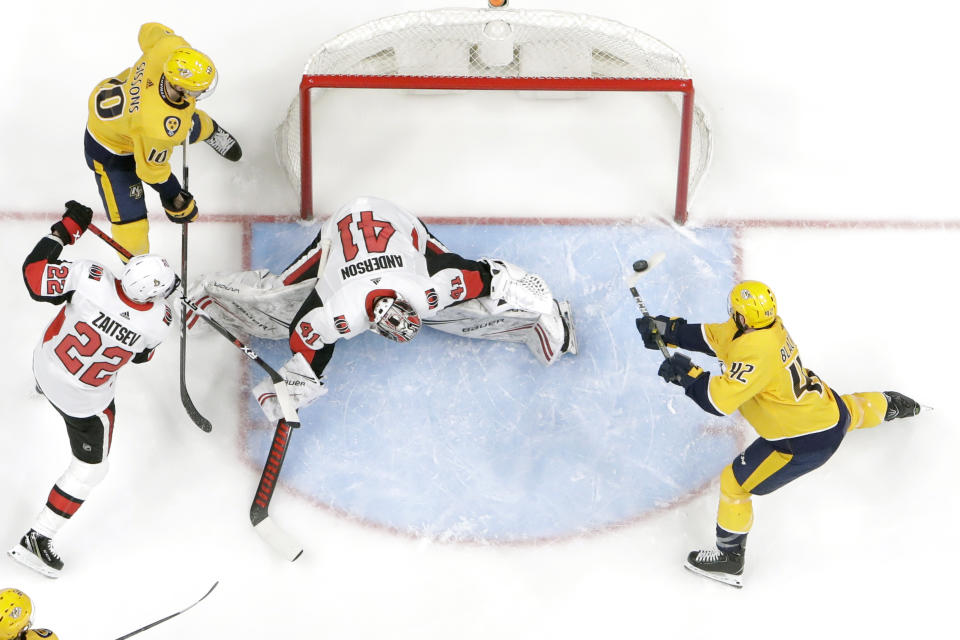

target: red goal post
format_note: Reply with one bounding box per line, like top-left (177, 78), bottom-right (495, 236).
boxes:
top-left (276, 6), bottom-right (712, 224)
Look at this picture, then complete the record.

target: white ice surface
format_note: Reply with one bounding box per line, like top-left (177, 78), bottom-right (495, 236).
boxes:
top-left (2, 1), bottom-right (959, 638)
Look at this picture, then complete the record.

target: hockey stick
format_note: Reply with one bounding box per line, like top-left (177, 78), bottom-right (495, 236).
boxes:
top-left (627, 252), bottom-right (670, 358)
top-left (178, 140), bottom-right (213, 431)
top-left (112, 581), bottom-right (218, 640)
top-left (182, 296), bottom-right (304, 562)
top-left (90, 221), bottom-right (303, 558)
top-left (86, 221), bottom-right (211, 431)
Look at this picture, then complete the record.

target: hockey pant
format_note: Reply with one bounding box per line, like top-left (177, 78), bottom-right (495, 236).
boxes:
top-left (715, 390), bottom-right (890, 550)
top-left (31, 400), bottom-right (115, 539)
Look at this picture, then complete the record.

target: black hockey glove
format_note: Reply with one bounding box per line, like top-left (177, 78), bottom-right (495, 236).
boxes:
top-left (658, 353), bottom-right (705, 389)
top-left (51, 200), bottom-right (93, 244)
top-left (636, 315), bottom-right (686, 350)
top-left (163, 190), bottom-right (198, 224)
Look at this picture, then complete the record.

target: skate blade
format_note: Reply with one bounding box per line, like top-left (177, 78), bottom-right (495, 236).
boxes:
top-left (7, 546), bottom-right (60, 579)
top-left (557, 300), bottom-right (578, 356)
top-left (683, 561), bottom-right (742, 588)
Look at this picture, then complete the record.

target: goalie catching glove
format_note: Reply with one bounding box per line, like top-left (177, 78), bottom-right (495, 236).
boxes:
top-left (252, 352), bottom-right (327, 423)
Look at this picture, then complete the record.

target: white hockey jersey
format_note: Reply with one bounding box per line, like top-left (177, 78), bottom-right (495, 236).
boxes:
top-left (289, 197), bottom-right (483, 351)
top-left (29, 257), bottom-right (171, 417)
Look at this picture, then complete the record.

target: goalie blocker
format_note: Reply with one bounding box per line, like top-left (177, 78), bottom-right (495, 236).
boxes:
top-left (184, 197), bottom-right (577, 419)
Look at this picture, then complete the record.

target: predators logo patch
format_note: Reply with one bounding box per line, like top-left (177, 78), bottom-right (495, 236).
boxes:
top-left (164, 116), bottom-right (181, 137)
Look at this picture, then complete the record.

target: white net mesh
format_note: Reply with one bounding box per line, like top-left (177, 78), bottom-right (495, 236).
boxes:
top-left (275, 6), bottom-right (712, 218)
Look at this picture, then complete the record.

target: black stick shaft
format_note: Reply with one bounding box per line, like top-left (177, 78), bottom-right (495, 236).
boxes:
top-left (112, 581), bottom-right (218, 640)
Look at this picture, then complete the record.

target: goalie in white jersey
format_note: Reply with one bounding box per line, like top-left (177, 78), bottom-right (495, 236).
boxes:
top-left (185, 196), bottom-right (577, 421)
top-left (8, 201), bottom-right (176, 578)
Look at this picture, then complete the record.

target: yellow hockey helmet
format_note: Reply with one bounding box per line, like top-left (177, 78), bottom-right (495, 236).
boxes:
top-left (0, 588), bottom-right (32, 640)
top-left (163, 48), bottom-right (217, 96)
top-left (728, 280), bottom-right (777, 329)
top-left (25, 630), bottom-right (59, 640)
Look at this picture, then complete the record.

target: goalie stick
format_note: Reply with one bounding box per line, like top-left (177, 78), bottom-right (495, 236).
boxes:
top-left (182, 297), bottom-right (304, 561)
top-left (112, 581), bottom-right (218, 640)
top-left (88, 222), bottom-right (304, 560)
top-left (627, 252), bottom-right (671, 358)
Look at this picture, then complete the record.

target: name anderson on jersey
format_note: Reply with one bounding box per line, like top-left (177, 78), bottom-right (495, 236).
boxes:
top-left (92, 311), bottom-right (142, 347)
top-left (340, 254), bottom-right (404, 280)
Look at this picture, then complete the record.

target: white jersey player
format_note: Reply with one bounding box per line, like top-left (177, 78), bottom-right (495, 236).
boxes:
top-left (8, 201), bottom-right (176, 579)
top-left (185, 196), bottom-right (577, 422)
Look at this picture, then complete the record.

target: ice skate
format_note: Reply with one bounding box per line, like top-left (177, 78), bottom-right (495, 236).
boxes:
top-left (684, 548), bottom-right (744, 588)
top-left (204, 121), bottom-right (242, 161)
top-left (556, 299), bottom-right (578, 355)
top-left (8, 529), bottom-right (63, 579)
top-left (883, 391), bottom-right (920, 421)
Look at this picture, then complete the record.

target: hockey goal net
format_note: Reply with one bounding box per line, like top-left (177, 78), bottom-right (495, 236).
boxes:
top-left (276, 5), bottom-right (712, 224)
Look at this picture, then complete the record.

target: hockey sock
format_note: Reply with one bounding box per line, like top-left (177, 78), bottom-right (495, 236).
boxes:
top-left (716, 464), bottom-right (754, 535)
top-left (33, 458), bottom-right (108, 538)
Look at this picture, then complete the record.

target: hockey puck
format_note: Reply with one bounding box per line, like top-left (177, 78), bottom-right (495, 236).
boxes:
top-left (632, 259), bottom-right (649, 272)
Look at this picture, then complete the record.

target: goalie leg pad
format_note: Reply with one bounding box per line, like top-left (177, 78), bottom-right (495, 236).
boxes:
top-left (184, 270), bottom-right (314, 339)
top-left (427, 298), bottom-right (576, 366)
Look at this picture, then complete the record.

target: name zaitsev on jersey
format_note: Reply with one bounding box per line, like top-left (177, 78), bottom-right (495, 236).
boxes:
top-left (682, 318), bottom-right (841, 441)
top-left (86, 23), bottom-right (214, 187)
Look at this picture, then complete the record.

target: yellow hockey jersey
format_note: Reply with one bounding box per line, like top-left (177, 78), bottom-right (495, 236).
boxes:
top-left (86, 23), bottom-right (213, 185)
top-left (700, 318), bottom-right (840, 440)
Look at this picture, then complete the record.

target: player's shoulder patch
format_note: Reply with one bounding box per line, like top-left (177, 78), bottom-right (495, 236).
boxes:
top-left (88, 263), bottom-right (105, 281)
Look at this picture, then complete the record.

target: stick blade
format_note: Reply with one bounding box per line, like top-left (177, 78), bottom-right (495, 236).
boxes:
top-left (253, 516), bottom-right (303, 562)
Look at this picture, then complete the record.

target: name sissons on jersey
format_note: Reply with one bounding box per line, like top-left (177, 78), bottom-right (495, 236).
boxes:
top-left (340, 254), bottom-right (404, 280)
top-left (91, 311), bottom-right (142, 347)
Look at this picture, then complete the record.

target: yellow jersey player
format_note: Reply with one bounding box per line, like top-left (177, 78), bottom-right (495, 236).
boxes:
top-left (636, 280), bottom-right (920, 587)
top-left (0, 588), bottom-right (58, 640)
top-left (85, 22), bottom-right (242, 257)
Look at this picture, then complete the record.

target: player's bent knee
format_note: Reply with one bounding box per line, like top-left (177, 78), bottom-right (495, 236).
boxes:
top-left (63, 457), bottom-right (109, 496)
top-left (841, 392), bottom-right (887, 431)
top-left (112, 219), bottom-right (150, 258)
top-left (720, 464), bottom-right (751, 501)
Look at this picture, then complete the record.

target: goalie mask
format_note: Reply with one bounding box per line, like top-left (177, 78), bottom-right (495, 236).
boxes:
top-left (120, 254), bottom-right (180, 303)
top-left (371, 295), bottom-right (421, 343)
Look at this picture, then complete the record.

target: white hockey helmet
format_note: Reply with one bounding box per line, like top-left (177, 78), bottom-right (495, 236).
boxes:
top-left (120, 254), bottom-right (179, 303)
top-left (371, 294), bottom-right (421, 343)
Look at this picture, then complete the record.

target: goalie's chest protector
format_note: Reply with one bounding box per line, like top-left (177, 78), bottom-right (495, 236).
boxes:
top-left (308, 198), bottom-right (439, 345)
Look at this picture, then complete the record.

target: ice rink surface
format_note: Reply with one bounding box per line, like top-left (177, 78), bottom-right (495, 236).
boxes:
top-left (2, 1), bottom-right (959, 638)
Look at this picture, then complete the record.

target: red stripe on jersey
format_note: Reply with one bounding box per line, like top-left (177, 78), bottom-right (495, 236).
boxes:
top-left (43, 307), bottom-right (67, 343)
top-left (24, 260), bottom-right (47, 296)
top-left (283, 249), bottom-right (322, 285)
top-left (411, 228), bottom-right (419, 250)
top-left (47, 485), bottom-right (84, 517)
top-left (114, 280), bottom-right (153, 311)
top-left (104, 405), bottom-right (115, 453)
top-left (461, 270), bottom-right (485, 300)
top-left (426, 240), bottom-right (445, 256)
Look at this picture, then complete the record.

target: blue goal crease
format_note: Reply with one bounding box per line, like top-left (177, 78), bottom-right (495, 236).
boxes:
top-left (244, 221), bottom-right (739, 542)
